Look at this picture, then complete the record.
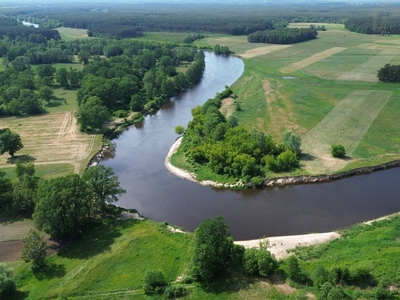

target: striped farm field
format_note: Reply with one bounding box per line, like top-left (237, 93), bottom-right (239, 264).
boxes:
top-left (301, 90), bottom-right (392, 173)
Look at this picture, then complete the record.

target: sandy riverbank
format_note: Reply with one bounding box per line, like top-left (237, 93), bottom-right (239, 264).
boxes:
top-left (235, 232), bottom-right (340, 260)
top-left (165, 137), bottom-right (242, 188)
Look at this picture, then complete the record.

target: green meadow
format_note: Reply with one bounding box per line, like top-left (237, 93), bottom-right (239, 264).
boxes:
top-left (196, 24), bottom-right (400, 175)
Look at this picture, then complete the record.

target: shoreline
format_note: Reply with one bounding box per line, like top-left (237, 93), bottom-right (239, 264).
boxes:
top-left (165, 137), bottom-right (400, 188)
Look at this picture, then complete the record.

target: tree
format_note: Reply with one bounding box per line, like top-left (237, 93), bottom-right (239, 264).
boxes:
top-left (82, 165), bottom-right (126, 213)
top-left (174, 125), bottom-right (185, 135)
top-left (144, 270), bottom-right (167, 295)
top-left (55, 68), bottom-right (69, 88)
top-left (36, 64), bottom-right (56, 79)
top-left (242, 239), bottom-right (277, 277)
top-left (0, 128), bottom-right (23, 157)
top-left (38, 86), bottom-right (53, 103)
top-left (191, 216), bottom-right (234, 282)
top-left (21, 229), bottom-right (48, 270)
top-left (33, 174), bottom-right (93, 239)
top-left (331, 144), bottom-right (346, 158)
top-left (282, 130), bottom-right (301, 155)
top-left (0, 170), bottom-right (13, 210)
top-left (12, 160), bottom-right (39, 213)
top-left (0, 263), bottom-right (16, 299)
top-left (77, 96), bottom-right (110, 131)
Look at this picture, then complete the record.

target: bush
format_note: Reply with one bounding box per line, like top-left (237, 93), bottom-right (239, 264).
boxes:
top-left (164, 285), bottom-right (188, 298)
top-left (144, 270), bottom-right (167, 295)
top-left (331, 144), bottom-right (346, 158)
top-left (0, 263), bottom-right (16, 299)
top-left (242, 241), bottom-right (277, 277)
top-left (181, 276), bottom-right (194, 284)
top-left (112, 110), bottom-right (128, 118)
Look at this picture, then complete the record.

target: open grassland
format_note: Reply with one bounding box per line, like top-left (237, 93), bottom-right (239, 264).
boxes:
top-left (56, 27), bottom-right (90, 41)
top-left (207, 24), bottom-right (400, 175)
top-left (0, 88), bottom-right (102, 176)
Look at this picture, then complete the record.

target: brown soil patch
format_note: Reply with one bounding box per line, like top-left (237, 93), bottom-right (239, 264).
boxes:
top-left (279, 47), bottom-right (347, 73)
top-left (0, 219), bottom-right (34, 242)
top-left (0, 112), bottom-right (96, 173)
top-left (0, 239), bottom-right (58, 262)
top-left (219, 97), bottom-right (235, 118)
top-left (241, 45), bottom-right (292, 59)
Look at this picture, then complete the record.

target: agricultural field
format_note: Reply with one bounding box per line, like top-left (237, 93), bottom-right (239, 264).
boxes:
top-left (0, 88), bottom-right (102, 179)
top-left (56, 27), bottom-right (90, 41)
top-left (202, 23), bottom-right (400, 175)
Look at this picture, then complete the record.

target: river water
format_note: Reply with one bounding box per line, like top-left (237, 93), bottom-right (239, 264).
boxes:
top-left (102, 52), bottom-right (400, 240)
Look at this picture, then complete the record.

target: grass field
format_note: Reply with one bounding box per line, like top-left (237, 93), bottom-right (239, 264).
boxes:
top-left (56, 27), bottom-right (90, 41)
top-left (0, 87), bottom-right (102, 177)
top-left (201, 23), bottom-right (400, 175)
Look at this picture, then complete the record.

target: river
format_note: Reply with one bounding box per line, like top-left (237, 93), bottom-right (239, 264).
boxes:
top-left (101, 52), bottom-right (400, 240)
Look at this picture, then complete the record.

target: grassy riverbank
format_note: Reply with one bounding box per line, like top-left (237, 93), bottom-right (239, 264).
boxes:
top-left (4, 214), bottom-right (400, 299)
top-left (187, 23), bottom-right (400, 178)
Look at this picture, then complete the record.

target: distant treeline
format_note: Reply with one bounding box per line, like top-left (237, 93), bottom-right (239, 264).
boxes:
top-left (248, 27), bottom-right (317, 44)
top-left (345, 16), bottom-right (400, 34)
top-left (378, 64), bottom-right (400, 82)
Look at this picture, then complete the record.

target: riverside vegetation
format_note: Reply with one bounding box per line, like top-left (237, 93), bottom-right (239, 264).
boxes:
top-left (2, 1), bottom-right (400, 299)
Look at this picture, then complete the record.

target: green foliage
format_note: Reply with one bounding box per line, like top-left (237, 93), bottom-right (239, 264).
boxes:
top-left (143, 270), bottom-right (167, 295)
top-left (331, 144), bottom-right (346, 158)
top-left (174, 125), bottom-right (185, 135)
top-left (0, 170), bottom-right (13, 210)
top-left (282, 130), bottom-right (301, 155)
top-left (82, 165), bottom-right (126, 212)
top-left (242, 240), bottom-right (277, 277)
top-left (0, 128), bottom-right (24, 157)
top-left (164, 285), bottom-right (188, 298)
top-left (33, 174), bottom-right (93, 239)
top-left (0, 263), bottom-right (16, 299)
top-left (285, 256), bottom-right (310, 284)
top-left (21, 229), bottom-right (48, 270)
top-left (77, 96), bottom-right (110, 131)
top-left (191, 216), bottom-right (234, 282)
top-left (248, 27), bottom-right (317, 44)
top-left (12, 160), bottom-right (39, 213)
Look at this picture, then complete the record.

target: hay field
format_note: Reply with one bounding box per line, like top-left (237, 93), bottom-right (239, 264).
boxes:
top-left (0, 112), bottom-right (96, 174)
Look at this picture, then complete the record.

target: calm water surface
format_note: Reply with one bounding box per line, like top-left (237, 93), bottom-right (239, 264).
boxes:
top-left (102, 52), bottom-right (400, 240)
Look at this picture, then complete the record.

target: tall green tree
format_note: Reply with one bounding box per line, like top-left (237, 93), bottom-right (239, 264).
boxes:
top-left (33, 174), bottom-right (93, 239)
top-left (0, 170), bottom-right (13, 211)
top-left (0, 263), bottom-right (16, 299)
top-left (12, 160), bottom-right (39, 213)
top-left (21, 229), bottom-right (48, 270)
top-left (0, 128), bottom-right (23, 157)
top-left (55, 67), bottom-right (69, 88)
top-left (77, 96), bottom-right (110, 131)
top-left (191, 216), bottom-right (234, 282)
top-left (82, 165), bottom-right (126, 213)
top-left (282, 130), bottom-right (301, 155)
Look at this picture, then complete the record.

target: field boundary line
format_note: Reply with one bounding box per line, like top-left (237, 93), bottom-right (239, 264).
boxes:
top-left (241, 44), bottom-right (292, 59)
top-left (279, 47), bottom-right (347, 73)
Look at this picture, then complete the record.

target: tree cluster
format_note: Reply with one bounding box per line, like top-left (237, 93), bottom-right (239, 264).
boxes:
top-left (345, 16), bottom-right (400, 34)
top-left (248, 27), bottom-right (318, 44)
top-left (0, 263), bottom-right (16, 299)
top-left (331, 144), bottom-right (346, 158)
top-left (76, 42), bottom-right (204, 131)
top-left (178, 89), bottom-right (300, 183)
top-left (377, 64), bottom-right (400, 82)
top-left (0, 128), bottom-right (23, 157)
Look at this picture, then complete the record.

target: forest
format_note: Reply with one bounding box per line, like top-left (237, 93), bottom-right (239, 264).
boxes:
top-left (247, 27), bottom-right (318, 44)
top-left (377, 64), bottom-right (400, 82)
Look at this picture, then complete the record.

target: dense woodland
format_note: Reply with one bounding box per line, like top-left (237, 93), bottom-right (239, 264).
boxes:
top-left (248, 27), bottom-right (318, 44)
top-left (178, 89), bottom-right (300, 184)
top-left (345, 16), bottom-right (400, 34)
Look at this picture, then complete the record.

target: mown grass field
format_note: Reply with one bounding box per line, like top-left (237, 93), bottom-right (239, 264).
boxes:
top-left (0, 86), bottom-right (102, 178)
top-left (196, 24), bottom-right (400, 175)
top-left (56, 27), bottom-right (90, 41)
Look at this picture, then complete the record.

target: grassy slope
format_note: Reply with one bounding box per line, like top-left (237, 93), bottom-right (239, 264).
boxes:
top-left (13, 219), bottom-right (191, 299)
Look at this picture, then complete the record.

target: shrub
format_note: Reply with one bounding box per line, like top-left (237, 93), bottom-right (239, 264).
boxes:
top-left (181, 276), bottom-right (194, 284)
top-left (164, 285), bottom-right (188, 298)
top-left (144, 270), bottom-right (167, 295)
top-left (0, 263), bottom-right (16, 299)
top-left (112, 110), bottom-right (128, 118)
top-left (242, 241), bottom-right (277, 277)
top-left (331, 144), bottom-right (346, 158)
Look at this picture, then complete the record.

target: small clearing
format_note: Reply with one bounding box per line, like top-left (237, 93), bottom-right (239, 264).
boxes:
top-left (279, 47), bottom-right (347, 73)
top-left (241, 45), bottom-right (292, 59)
top-left (56, 27), bottom-right (89, 40)
top-left (219, 97), bottom-right (235, 118)
top-left (301, 90), bottom-right (392, 174)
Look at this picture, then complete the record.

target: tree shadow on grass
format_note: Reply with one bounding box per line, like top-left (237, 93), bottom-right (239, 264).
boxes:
top-left (45, 98), bottom-right (66, 108)
top-left (300, 152), bottom-right (315, 162)
top-left (58, 219), bottom-right (140, 259)
top-left (6, 155), bottom-right (36, 164)
top-left (0, 213), bottom-right (31, 225)
top-left (33, 263), bottom-right (66, 281)
top-left (11, 290), bottom-right (30, 300)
